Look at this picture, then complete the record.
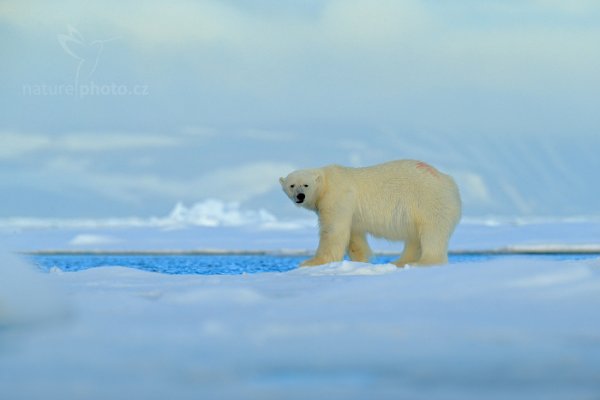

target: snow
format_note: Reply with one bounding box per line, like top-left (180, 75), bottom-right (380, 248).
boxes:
top-left (2, 220), bottom-right (600, 399)
top-left (2, 248), bottom-right (600, 399)
top-left (0, 251), bottom-right (68, 327)
top-left (292, 260), bottom-right (399, 276)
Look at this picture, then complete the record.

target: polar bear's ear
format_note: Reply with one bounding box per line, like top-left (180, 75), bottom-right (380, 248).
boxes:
top-left (279, 177), bottom-right (284, 185)
top-left (316, 175), bottom-right (322, 183)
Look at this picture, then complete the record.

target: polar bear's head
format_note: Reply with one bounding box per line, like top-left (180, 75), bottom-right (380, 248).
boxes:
top-left (279, 169), bottom-right (323, 210)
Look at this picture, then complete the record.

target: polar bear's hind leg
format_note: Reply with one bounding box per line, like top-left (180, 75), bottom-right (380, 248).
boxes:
top-left (348, 231), bottom-right (372, 262)
top-left (414, 227), bottom-right (450, 266)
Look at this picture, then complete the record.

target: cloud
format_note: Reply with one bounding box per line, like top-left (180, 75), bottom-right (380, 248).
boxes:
top-left (0, 131), bottom-right (180, 159)
top-left (2, 142), bottom-right (297, 207)
top-left (38, 158), bottom-right (295, 205)
top-left (2, 1), bottom-right (600, 219)
top-left (69, 234), bottom-right (120, 246)
top-left (239, 129), bottom-right (297, 142)
top-left (0, 132), bottom-right (51, 159)
top-left (200, 162), bottom-right (296, 202)
top-left (4, 1), bottom-right (600, 110)
top-left (453, 171), bottom-right (492, 206)
top-left (180, 126), bottom-right (219, 138)
top-left (0, 0), bottom-right (247, 45)
top-left (533, 0), bottom-right (599, 14)
top-left (0, 199), bottom-right (313, 231)
top-left (321, 0), bottom-right (433, 48)
top-left (6, 0), bottom-right (596, 54)
top-left (58, 133), bottom-right (180, 151)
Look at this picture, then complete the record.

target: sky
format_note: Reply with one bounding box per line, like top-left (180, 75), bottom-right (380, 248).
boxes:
top-left (1, 0), bottom-right (599, 222)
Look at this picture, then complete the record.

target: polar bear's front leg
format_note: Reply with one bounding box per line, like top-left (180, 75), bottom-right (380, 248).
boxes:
top-left (393, 239), bottom-right (421, 267)
top-left (301, 203), bottom-right (353, 267)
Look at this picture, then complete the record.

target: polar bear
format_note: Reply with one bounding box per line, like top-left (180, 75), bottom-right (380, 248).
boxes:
top-left (279, 160), bottom-right (461, 267)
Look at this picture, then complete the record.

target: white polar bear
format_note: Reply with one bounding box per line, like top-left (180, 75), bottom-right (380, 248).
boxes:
top-left (280, 160), bottom-right (461, 267)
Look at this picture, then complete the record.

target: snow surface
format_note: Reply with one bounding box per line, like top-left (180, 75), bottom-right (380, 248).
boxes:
top-left (0, 251), bottom-right (67, 327)
top-left (2, 253), bottom-right (600, 400)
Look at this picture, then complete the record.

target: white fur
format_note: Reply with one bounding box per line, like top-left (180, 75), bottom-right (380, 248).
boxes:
top-left (280, 160), bottom-right (462, 267)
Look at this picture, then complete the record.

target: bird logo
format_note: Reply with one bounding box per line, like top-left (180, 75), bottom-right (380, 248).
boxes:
top-left (57, 25), bottom-right (118, 88)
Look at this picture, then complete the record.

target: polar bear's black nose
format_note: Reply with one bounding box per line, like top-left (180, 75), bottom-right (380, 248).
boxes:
top-left (296, 193), bottom-right (305, 203)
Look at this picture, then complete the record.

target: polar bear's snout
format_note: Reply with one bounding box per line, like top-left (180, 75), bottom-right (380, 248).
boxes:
top-left (280, 169), bottom-right (322, 210)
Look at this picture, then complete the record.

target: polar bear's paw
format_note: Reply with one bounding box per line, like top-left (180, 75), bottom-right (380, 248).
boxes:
top-left (300, 257), bottom-right (332, 267)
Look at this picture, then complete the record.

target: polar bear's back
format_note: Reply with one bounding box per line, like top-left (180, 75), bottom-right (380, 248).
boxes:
top-left (323, 160), bottom-right (461, 240)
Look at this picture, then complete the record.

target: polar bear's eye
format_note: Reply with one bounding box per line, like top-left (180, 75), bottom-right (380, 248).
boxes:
top-left (304, 184), bottom-right (308, 187)
top-left (290, 184), bottom-right (295, 188)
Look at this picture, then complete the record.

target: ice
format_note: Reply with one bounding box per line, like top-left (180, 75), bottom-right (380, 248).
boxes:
top-left (507, 267), bottom-right (592, 288)
top-left (2, 252), bottom-right (600, 399)
top-left (165, 200), bottom-right (277, 228)
top-left (2, 220), bottom-right (600, 399)
top-left (0, 250), bottom-right (68, 327)
top-left (164, 287), bottom-right (265, 305)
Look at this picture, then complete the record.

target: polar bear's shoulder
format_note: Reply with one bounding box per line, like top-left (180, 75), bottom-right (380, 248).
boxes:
top-left (317, 164), bottom-right (349, 178)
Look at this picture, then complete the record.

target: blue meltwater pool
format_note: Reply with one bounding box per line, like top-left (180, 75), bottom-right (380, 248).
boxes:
top-left (29, 253), bottom-right (600, 275)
